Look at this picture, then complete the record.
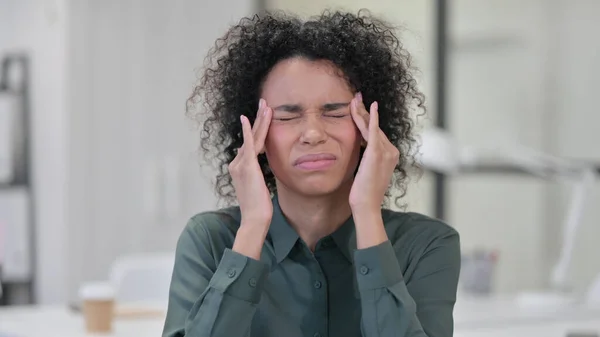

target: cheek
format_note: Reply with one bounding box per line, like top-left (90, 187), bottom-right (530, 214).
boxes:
top-left (329, 121), bottom-right (361, 149)
top-left (264, 125), bottom-right (292, 157)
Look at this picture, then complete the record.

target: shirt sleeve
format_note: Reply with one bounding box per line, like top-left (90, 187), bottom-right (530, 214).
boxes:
top-left (353, 229), bottom-right (460, 337)
top-left (162, 217), bottom-right (269, 337)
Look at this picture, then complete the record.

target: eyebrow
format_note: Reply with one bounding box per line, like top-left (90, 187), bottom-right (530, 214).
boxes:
top-left (272, 102), bottom-right (350, 112)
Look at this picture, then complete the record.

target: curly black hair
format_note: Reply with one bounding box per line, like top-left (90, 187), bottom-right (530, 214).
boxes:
top-left (187, 9), bottom-right (425, 208)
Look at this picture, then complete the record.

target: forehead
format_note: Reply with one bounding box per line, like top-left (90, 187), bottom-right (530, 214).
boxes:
top-left (261, 57), bottom-right (353, 103)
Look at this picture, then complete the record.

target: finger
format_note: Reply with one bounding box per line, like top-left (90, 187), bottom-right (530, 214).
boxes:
top-left (254, 107), bottom-right (272, 154)
top-left (368, 101), bottom-right (379, 145)
top-left (350, 96), bottom-right (369, 141)
top-left (240, 115), bottom-right (256, 155)
top-left (234, 147), bottom-right (242, 158)
top-left (357, 93), bottom-right (370, 125)
top-left (252, 99), bottom-right (266, 137)
top-left (379, 128), bottom-right (395, 149)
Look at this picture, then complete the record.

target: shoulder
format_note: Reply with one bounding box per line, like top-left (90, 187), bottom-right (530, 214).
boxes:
top-left (382, 210), bottom-right (460, 278)
top-left (381, 209), bottom-right (459, 249)
top-left (181, 206), bottom-right (242, 246)
top-left (172, 207), bottom-right (242, 274)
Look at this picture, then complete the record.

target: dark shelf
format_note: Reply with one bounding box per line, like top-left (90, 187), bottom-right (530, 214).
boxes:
top-left (0, 54), bottom-right (36, 305)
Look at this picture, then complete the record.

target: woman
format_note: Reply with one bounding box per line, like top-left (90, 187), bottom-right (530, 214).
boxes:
top-left (163, 10), bottom-right (460, 337)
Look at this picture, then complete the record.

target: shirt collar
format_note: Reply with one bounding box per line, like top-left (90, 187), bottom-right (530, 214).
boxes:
top-left (269, 195), bottom-right (301, 264)
top-left (269, 195), bottom-right (357, 264)
top-left (330, 216), bottom-right (356, 262)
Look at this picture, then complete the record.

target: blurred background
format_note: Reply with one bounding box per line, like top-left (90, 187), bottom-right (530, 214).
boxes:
top-left (0, 0), bottom-right (599, 334)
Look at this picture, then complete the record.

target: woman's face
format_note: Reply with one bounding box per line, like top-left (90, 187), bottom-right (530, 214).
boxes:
top-left (261, 57), bottom-right (362, 197)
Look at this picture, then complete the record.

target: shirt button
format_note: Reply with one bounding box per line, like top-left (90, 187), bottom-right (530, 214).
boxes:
top-left (248, 278), bottom-right (257, 287)
top-left (227, 269), bottom-right (236, 278)
top-left (360, 266), bottom-right (369, 275)
top-left (313, 280), bottom-right (322, 289)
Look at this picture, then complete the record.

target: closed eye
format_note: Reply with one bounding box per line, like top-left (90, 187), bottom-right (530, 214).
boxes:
top-left (322, 102), bottom-right (350, 111)
top-left (273, 104), bottom-right (302, 121)
top-left (273, 112), bottom-right (301, 121)
top-left (274, 116), bottom-right (299, 121)
top-left (323, 113), bottom-right (348, 118)
top-left (272, 102), bottom-right (351, 120)
top-left (323, 102), bottom-right (350, 118)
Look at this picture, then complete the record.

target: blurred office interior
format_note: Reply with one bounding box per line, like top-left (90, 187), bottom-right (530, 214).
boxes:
top-left (0, 0), bottom-right (599, 336)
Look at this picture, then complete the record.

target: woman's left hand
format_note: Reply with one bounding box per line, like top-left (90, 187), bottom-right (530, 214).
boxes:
top-left (349, 92), bottom-right (399, 213)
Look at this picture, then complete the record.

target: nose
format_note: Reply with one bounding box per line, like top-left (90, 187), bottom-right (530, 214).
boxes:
top-left (299, 114), bottom-right (327, 145)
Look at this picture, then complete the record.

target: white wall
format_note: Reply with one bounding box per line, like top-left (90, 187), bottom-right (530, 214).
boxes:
top-left (447, 0), bottom-right (549, 293)
top-left (442, 0), bottom-right (600, 296)
top-left (3, 0), bottom-right (257, 304)
top-left (64, 0), bottom-right (256, 303)
top-left (0, 0), bottom-right (70, 304)
top-left (546, 0), bottom-right (600, 292)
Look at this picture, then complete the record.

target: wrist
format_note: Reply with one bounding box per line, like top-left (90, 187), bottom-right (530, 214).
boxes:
top-left (233, 220), bottom-right (270, 260)
top-left (239, 219), bottom-right (271, 237)
top-left (350, 205), bottom-right (381, 222)
top-left (240, 211), bottom-right (272, 227)
top-left (349, 195), bottom-right (383, 211)
top-left (240, 211), bottom-right (271, 232)
top-left (351, 209), bottom-right (388, 249)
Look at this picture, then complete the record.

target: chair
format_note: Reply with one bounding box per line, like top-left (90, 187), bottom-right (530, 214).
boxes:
top-left (108, 252), bottom-right (175, 304)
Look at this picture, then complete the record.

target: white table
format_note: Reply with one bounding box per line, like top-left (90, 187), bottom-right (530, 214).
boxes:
top-left (455, 295), bottom-right (600, 328)
top-left (2, 297), bottom-right (600, 337)
top-left (454, 295), bottom-right (600, 336)
top-left (455, 319), bottom-right (600, 337)
top-left (0, 305), bottom-right (165, 337)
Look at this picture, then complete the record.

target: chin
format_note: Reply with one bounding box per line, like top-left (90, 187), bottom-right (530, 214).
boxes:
top-left (297, 184), bottom-right (340, 197)
top-left (288, 175), bottom-right (351, 197)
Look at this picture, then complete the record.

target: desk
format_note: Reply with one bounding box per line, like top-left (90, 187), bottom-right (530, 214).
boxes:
top-left (455, 295), bottom-right (600, 329)
top-left (0, 306), bottom-right (165, 337)
top-left (455, 295), bottom-right (600, 337)
top-left (2, 298), bottom-right (600, 337)
top-left (455, 319), bottom-right (600, 337)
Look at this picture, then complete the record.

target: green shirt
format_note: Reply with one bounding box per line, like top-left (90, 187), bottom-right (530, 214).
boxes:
top-left (163, 196), bottom-right (460, 337)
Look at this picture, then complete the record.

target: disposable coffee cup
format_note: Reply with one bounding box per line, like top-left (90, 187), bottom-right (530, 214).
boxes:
top-left (79, 282), bottom-right (116, 333)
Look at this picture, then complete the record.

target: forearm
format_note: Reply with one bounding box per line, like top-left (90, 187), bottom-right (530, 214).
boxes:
top-left (352, 208), bottom-right (388, 249)
top-left (354, 241), bottom-right (427, 337)
top-left (163, 219), bottom-right (270, 337)
top-left (352, 226), bottom-right (460, 337)
top-left (232, 220), bottom-right (270, 260)
top-left (183, 249), bottom-right (269, 336)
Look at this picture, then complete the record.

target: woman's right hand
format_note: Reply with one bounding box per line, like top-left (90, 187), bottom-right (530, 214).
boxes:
top-left (230, 99), bottom-right (273, 258)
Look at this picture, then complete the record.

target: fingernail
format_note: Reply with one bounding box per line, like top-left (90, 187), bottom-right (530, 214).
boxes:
top-left (259, 98), bottom-right (265, 109)
top-left (357, 92), bottom-right (362, 102)
top-left (263, 107), bottom-right (269, 116)
top-left (240, 115), bottom-right (245, 124)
